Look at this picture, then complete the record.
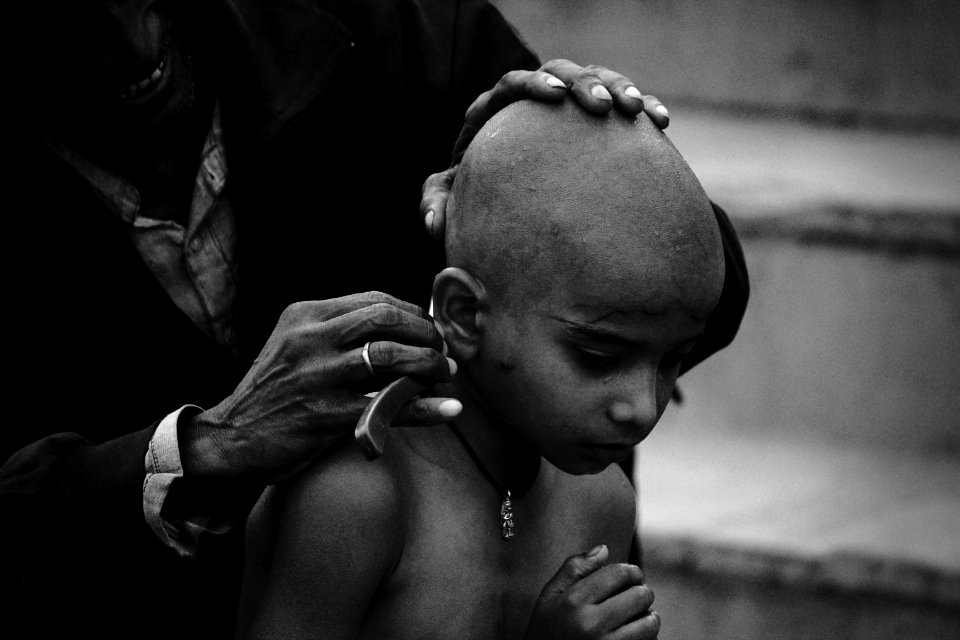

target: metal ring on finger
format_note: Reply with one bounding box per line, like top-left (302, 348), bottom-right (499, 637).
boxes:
top-left (361, 341), bottom-right (376, 377)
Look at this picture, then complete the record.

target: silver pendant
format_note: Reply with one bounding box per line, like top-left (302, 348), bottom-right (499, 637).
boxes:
top-left (500, 490), bottom-right (515, 541)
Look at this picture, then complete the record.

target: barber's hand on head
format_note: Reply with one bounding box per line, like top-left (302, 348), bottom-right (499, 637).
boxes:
top-left (179, 292), bottom-right (461, 485)
top-left (422, 59), bottom-right (670, 240)
top-left (524, 545), bottom-right (660, 640)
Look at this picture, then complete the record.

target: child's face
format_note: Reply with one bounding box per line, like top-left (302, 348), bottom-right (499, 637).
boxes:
top-left (472, 248), bottom-right (720, 476)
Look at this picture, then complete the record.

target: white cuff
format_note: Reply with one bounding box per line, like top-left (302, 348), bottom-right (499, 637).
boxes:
top-left (143, 405), bottom-right (233, 557)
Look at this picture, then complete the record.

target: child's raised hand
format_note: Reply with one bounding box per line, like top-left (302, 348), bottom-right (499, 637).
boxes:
top-left (524, 544), bottom-right (661, 640)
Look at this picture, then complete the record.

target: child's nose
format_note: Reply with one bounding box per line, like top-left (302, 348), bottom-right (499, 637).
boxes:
top-left (606, 370), bottom-right (660, 437)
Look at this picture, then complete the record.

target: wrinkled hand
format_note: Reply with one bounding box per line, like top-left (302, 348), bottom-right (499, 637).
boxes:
top-left (422, 59), bottom-right (670, 240)
top-left (524, 545), bottom-right (660, 640)
top-left (180, 292), bottom-right (460, 484)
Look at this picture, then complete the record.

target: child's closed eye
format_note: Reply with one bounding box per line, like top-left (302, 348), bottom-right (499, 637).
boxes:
top-left (572, 347), bottom-right (623, 373)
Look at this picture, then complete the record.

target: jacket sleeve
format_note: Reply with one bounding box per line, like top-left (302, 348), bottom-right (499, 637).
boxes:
top-left (0, 427), bottom-right (160, 634)
top-left (0, 426), bottom-right (245, 638)
top-left (0, 425), bottom-right (160, 559)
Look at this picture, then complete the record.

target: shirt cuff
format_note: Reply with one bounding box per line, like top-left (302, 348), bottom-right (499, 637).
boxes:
top-left (143, 405), bottom-right (235, 557)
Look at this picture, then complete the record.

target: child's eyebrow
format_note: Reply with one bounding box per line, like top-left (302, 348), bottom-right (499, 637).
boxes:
top-left (552, 317), bottom-right (638, 347)
top-left (552, 315), bottom-right (706, 350)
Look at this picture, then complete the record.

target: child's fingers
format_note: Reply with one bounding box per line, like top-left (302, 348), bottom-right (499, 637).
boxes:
top-left (607, 609), bottom-right (661, 640)
top-left (593, 583), bottom-right (655, 632)
top-left (569, 562), bottom-right (645, 606)
top-left (539, 544), bottom-right (610, 600)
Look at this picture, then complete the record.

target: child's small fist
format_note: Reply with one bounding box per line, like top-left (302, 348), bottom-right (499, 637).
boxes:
top-left (524, 546), bottom-right (659, 640)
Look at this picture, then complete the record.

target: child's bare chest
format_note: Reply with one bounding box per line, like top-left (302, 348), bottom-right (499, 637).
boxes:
top-left (358, 459), bottom-right (631, 640)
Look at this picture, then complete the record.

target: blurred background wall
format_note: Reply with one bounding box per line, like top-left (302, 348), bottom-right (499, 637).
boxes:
top-left (490, 1), bottom-right (960, 638)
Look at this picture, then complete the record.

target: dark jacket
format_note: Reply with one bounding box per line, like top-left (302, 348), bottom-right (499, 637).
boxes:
top-left (1, 0), bottom-right (747, 637)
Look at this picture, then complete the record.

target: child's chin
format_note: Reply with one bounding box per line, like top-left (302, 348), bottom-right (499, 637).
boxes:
top-left (553, 456), bottom-right (617, 476)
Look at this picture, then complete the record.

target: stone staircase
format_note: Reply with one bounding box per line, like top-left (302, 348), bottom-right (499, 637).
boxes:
top-left (491, 1), bottom-right (960, 637)
top-left (638, 108), bottom-right (960, 639)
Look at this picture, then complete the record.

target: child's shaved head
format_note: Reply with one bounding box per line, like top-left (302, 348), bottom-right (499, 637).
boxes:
top-left (437, 100), bottom-right (725, 473)
top-left (445, 99), bottom-right (724, 318)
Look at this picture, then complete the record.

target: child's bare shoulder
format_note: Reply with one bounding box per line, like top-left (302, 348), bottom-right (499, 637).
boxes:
top-left (549, 461), bottom-right (637, 553)
top-left (278, 438), bottom-right (405, 531)
top-left (248, 437), bottom-right (408, 569)
top-left (239, 439), bottom-right (411, 636)
top-left (549, 459), bottom-right (635, 505)
top-left (584, 462), bottom-right (637, 518)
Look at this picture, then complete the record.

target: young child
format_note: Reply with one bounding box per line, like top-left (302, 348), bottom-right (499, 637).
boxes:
top-left (237, 98), bottom-right (725, 640)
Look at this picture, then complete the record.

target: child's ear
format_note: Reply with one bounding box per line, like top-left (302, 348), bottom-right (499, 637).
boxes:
top-left (432, 267), bottom-right (486, 361)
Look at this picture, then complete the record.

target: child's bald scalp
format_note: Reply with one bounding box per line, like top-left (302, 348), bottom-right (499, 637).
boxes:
top-left (445, 99), bottom-right (724, 315)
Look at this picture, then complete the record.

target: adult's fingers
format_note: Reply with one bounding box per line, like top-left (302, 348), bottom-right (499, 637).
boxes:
top-left (451, 69), bottom-right (567, 164)
top-left (594, 583), bottom-right (655, 631)
top-left (283, 292), bottom-right (431, 326)
top-left (540, 59), bottom-right (613, 116)
top-left (640, 93), bottom-right (670, 130)
top-left (568, 562), bottom-right (645, 607)
top-left (341, 341), bottom-right (455, 384)
top-left (540, 59), bottom-right (670, 128)
top-left (392, 396), bottom-right (463, 426)
top-left (608, 610), bottom-right (661, 640)
top-left (324, 302), bottom-right (444, 351)
top-left (420, 167), bottom-right (457, 242)
top-left (574, 64), bottom-right (645, 118)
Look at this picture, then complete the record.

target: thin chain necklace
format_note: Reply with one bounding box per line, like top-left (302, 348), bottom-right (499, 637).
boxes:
top-left (447, 421), bottom-right (515, 541)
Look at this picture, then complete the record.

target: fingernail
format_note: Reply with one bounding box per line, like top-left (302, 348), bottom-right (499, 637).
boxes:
top-left (446, 357), bottom-right (458, 375)
top-left (624, 86), bottom-right (643, 100)
top-left (587, 544), bottom-right (605, 558)
top-left (425, 209), bottom-right (435, 233)
top-left (590, 85), bottom-right (612, 101)
top-left (544, 74), bottom-right (566, 89)
top-left (655, 104), bottom-right (670, 118)
top-left (438, 399), bottom-right (462, 417)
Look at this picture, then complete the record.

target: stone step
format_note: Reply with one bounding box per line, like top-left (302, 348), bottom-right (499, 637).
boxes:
top-left (665, 109), bottom-right (960, 253)
top-left (633, 109), bottom-right (960, 636)
top-left (635, 420), bottom-right (960, 639)
top-left (662, 107), bottom-right (960, 452)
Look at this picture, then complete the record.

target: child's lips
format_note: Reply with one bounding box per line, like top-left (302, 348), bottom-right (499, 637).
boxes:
top-left (581, 441), bottom-right (638, 458)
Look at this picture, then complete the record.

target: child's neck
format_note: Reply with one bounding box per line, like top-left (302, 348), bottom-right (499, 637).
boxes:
top-left (435, 380), bottom-right (541, 499)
